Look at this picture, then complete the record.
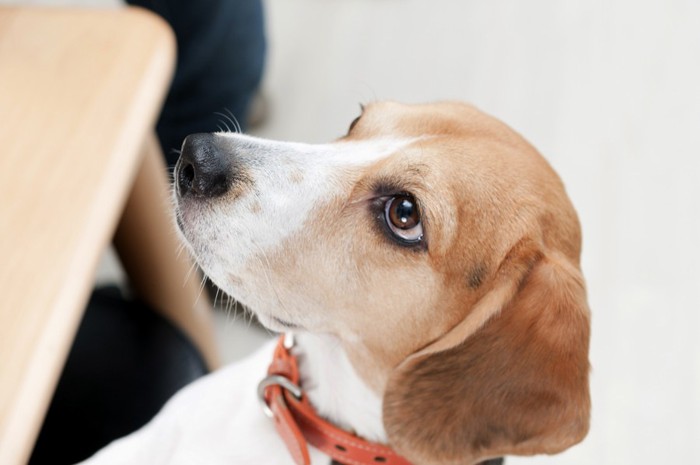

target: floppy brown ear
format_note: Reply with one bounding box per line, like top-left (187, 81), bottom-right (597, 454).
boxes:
top-left (383, 250), bottom-right (591, 465)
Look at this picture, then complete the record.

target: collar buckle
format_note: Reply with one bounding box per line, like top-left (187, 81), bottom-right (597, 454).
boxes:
top-left (257, 374), bottom-right (302, 418)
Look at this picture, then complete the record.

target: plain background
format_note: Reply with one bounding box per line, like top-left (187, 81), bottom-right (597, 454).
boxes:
top-left (4, 0), bottom-right (699, 464)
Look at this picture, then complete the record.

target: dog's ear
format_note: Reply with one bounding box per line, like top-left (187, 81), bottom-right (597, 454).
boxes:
top-left (383, 243), bottom-right (591, 465)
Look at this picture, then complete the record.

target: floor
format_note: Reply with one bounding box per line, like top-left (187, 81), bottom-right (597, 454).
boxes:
top-left (5, 0), bottom-right (700, 463)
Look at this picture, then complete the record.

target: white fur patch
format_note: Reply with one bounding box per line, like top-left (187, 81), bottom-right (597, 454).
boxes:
top-left (294, 332), bottom-right (387, 442)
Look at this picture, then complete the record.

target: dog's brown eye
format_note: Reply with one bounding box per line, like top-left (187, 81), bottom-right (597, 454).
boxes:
top-left (384, 194), bottom-right (423, 243)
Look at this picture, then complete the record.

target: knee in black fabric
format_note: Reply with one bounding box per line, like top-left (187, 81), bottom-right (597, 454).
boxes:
top-left (29, 287), bottom-right (208, 465)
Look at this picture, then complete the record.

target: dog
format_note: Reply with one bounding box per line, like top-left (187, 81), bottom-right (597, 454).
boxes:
top-left (82, 101), bottom-right (591, 465)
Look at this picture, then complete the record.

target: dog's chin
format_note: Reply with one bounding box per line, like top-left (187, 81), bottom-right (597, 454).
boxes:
top-left (175, 202), bottom-right (304, 334)
top-left (257, 313), bottom-right (304, 333)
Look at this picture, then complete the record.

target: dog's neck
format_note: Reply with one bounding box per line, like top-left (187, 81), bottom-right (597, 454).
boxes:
top-left (293, 332), bottom-right (387, 443)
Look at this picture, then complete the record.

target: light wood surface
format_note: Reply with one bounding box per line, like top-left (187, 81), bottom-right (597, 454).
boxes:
top-left (0, 7), bottom-right (185, 464)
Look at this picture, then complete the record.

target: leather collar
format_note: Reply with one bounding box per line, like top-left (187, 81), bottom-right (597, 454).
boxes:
top-left (258, 334), bottom-right (413, 465)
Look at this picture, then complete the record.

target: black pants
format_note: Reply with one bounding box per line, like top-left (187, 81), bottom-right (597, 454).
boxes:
top-left (127, 0), bottom-right (266, 166)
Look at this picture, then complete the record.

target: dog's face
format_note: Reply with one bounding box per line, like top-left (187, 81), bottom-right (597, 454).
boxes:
top-left (175, 101), bottom-right (591, 464)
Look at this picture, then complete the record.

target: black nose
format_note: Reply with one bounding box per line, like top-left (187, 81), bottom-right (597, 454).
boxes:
top-left (176, 133), bottom-right (231, 198)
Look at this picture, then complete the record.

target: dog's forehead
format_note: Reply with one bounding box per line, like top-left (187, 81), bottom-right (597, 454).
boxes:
top-left (346, 101), bottom-right (539, 179)
top-left (347, 102), bottom-right (581, 260)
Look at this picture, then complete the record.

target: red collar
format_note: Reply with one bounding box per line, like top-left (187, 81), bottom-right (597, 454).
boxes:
top-left (258, 334), bottom-right (413, 465)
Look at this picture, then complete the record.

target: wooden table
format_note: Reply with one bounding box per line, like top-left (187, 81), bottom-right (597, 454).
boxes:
top-left (0, 7), bottom-right (219, 464)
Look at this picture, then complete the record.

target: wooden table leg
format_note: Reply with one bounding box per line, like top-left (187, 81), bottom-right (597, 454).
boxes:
top-left (114, 133), bottom-right (221, 369)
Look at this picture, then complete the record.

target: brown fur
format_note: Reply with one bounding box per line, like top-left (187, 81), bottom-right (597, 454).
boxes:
top-left (383, 249), bottom-right (590, 465)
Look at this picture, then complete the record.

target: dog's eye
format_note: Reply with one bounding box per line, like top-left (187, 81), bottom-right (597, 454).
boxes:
top-left (384, 194), bottom-right (423, 243)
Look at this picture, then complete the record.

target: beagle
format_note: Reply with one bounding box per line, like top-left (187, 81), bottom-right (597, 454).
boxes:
top-left (82, 101), bottom-right (590, 465)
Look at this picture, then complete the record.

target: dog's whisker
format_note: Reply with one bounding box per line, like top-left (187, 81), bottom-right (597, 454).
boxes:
top-left (215, 111), bottom-right (238, 134)
top-left (234, 299), bottom-right (247, 327)
top-left (217, 115), bottom-right (233, 133)
top-left (167, 148), bottom-right (182, 167)
top-left (174, 242), bottom-right (186, 260)
top-left (182, 257), bottom-right (201, 287)
top-left (172, 230), bottom-right (187, 254)
top-left (244, 305), bottom-right (253, 331)
top-left (222, 296), bottom-right (232, 325)
top-left (223, 108), bottom-right (242, 134)
top-left (224, 300), bottom-right (235, 330)
top-left (228, 296), bottom-right (235, 316)
top-left (225, 300), bottom-right (232, 327)
top-left (213, 286), bottom-right (221, 309)
top-left (192, 272), bottom-right (209, 308)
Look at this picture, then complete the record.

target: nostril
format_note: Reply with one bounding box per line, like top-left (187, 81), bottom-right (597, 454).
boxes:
top-left (182, 163), bottom-right (195, 185)
top-left (178, 162), bottom-right (195, 194)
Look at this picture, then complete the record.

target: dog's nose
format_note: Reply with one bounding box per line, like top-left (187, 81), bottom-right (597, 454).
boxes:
top-left (176, 133), bottom-right (231, 198)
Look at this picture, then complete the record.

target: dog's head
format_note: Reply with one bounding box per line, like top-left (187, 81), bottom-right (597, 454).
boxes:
top-left (174, 101), bottom-right (590, 464)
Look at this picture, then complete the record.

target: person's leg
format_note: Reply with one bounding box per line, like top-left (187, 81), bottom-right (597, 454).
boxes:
top-left (126, 0), bottom-right (266, 166)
